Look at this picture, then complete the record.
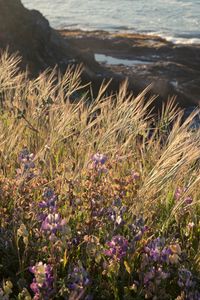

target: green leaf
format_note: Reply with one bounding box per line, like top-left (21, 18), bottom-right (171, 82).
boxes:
top-left (63, 250), bottom-right (68, 268)
top-left (124, 260), bottom-right (131, 274)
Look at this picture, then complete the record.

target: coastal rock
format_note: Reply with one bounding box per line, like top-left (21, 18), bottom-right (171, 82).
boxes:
top-left (0, 0), bottom-right (99, 78)
top-left (60, 30), bottom-right (200, 107)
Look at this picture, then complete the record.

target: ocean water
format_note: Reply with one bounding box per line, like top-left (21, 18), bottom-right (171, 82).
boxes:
top-left (22, 0), bottom-right (200, 44)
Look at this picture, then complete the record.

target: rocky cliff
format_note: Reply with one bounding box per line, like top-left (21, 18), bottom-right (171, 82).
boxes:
top-left (0, 0), bottom-right (100, 78)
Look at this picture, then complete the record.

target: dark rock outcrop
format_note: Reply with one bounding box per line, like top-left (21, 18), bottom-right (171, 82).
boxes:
top-left (60, 30), bottom-right (200, 107)
top-left (0, 0), bottom-right (101, 78)
top-left (0, 0), bottom-right (59, 72)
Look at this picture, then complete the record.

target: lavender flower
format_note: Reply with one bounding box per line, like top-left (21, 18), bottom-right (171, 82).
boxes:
top-left (184, 196), bottom-right (193, 205)
top-left (178, 269), bottom-right (194, 289)
top-left (140, 238), bottom-right (183, 299)
top-left (129, 217), bottom-right (148, 242)
top-left (18, 148), bottom-right (34, 164)
top-left (143, 266), bottom-right (156, 284)
top-left (178, 269), bottom-right (200, 300)
top-left (89, 153), bottom-right (108, 175)
top-left (39, 187), bottom-right (57, 209)
top-left (174, 187), bottom-right (193, 205)
top-left (105, 235), bottom-right (128, 261)
top-left (68, 262), bottom-right (90, 293)
top-left (92, 153), bottom-right (107, 165)
top-left (106, 207), bottom-right (116, 222)
top-left (17, 148), bottom-right (35, 179)
top-left (140, 239), bottom-right (172, 299)
top-left (38, 188), bottom-right (57, 224)
top-left (144, 238), bottom-right (173, 264)
top-left (41, 213), bottom-right (66, 235)
top-left (29, 262), bottom-right (54, 300)
top-left (142, 264), bottom-right (170, 299)
top-left (175, 187), bottom-right (182, 201)
top-left (131, 170), bottom-right (140, 180)
top-left (103, 200), bottom-right (127, 226)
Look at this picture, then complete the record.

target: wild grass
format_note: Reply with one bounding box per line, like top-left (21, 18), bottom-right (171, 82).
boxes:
top-left (0, 52), bottom-right (199, 299)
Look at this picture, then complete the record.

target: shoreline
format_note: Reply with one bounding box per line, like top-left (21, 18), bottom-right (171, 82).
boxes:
top-left (58, 27), bottom-right (200, 46)
top-left (59, 28), bottom-right (200, 48)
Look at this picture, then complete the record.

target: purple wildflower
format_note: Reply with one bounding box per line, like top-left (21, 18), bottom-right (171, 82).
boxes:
top-left (178, 269), bottom-right (194, 289)
top-left (139, 238), bottom-right (184, 298)
top-left (17, 148), bottom-right (35, 179)
top-left (144, 237), bottom-right (172, 264)
top-left (140, 239), bottom-right (173, 299)
top-left (39, 187), bottom-right (57, 209)
top-left (68, 262), bottom-right (90, 292)
top-left (103, 202), bottom-right (127, 226)
top-left (144, 266), bottom-right (170, 284)
top-left (131, 170), bottom-right (140, 180)
top-left (185, 196), bottom-right (193, 205)
top-left (129, 217), bottom-right (148, 242)
top-left (178, 269), bottom-right (200, 300)
top-left (92, 153), bottom-right (107, 165)
top-left (41, 213), bottom-right (66, 235)
top-left (29, 262), bottom-right (54, 300)
top-left (161, 247), bottom-right (173, 263)
top-left (106, 207), bottom-right (116, 222)
top-left (18, 148), bottom-right (34, 164)
top-left (174, 187), bottom-right (193, 205)
top-left (143, 266), bottom-right (156, 284)
top-left (105, 235), bottom-right (128, 261)
top-left (30, 280), bottom-right (40, 300)
top-left (175, 187), bottom-right (182, 201)
top-left (90, 153), bottom-right (108, 175)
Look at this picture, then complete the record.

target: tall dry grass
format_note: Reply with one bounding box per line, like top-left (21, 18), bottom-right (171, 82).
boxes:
top-left (0, 51), bottom-right (200, 218)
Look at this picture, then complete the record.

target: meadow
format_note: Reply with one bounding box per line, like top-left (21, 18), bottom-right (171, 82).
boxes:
top-left (0, 52), bottom-right (199, 300)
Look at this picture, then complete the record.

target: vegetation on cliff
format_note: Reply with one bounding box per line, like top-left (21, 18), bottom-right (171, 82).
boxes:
top-left (0, 52), bottom-right (200, 299)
